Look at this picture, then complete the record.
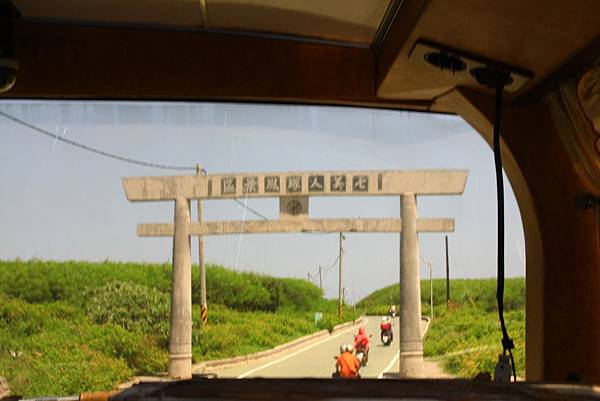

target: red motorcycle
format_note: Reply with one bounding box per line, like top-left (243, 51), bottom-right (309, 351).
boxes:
top-left (380, 317), bottom-right (393, 346)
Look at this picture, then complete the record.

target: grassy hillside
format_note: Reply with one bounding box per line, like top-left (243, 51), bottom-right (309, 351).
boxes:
top-left (358, 277), bottom-right (525, 378)
top-left (0, 259), bottom-right (324, 311)
top-left (0, 259), bottom-right (359, 397)
top-left (358, 277), bottom-right (525, 314)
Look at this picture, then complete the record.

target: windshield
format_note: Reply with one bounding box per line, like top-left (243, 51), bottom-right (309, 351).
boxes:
top-left (0, 101), bottom-right (525, 396)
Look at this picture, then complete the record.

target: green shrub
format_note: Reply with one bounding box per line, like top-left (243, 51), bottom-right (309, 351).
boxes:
top-left (358, 278), bottom-right (525, 378)
top-left (0, 259), bottom-right (172, 306)
top-left (0, 258), bottom-right (360, 396)
top-left (190, 304), bottom-right (318, 360)
top-left (84, 282), bottom-right (170, 346)
top-left (0, 260), bottom-right (324, 312)
top-left (0, 295), bottom-right (167, 397)
top-left (202, 266), bottom-right (323, 311)
top-left (422, 305), bottom-right (525, 378)
top-left (358, 277), bottom-right (525, 314)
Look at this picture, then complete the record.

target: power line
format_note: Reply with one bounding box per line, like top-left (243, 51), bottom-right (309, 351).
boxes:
top-left (0, 109), bottom-right (196, 172)
top-left (2, 109), bottom-right (357, 235)
top-left (1, 108), bottom-right (281, 221)
top-left (232, 198), bottom-right (269, 221)
top-left (322, 253), bottom-right (341, 272)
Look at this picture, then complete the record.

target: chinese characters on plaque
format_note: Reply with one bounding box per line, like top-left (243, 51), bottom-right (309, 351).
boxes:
top-left (220, 174), bottom-right (371, 195)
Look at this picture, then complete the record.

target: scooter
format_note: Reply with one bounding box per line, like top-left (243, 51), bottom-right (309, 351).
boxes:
top-left (355, 345), bottom-right (369, 366)
top-left (381, 328), bottom-right (393, 346)
top-left (332, 356), bottom-right (341, 379)
top-left (380, 320), bottom-right (394, 346)
top-left (355, 334), bottom-right (372, 366)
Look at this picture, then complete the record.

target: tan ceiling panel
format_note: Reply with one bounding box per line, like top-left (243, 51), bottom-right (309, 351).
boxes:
top-left (206, 0), bottom-right (391, 44)
top-left (12, 0), bottom-right (201, 27)
top-left (377, 0), bottom-right (600, 101)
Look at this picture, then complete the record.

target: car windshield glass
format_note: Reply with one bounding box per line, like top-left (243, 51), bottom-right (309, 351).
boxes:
top-left (0, 101), bottom-right (525, 396)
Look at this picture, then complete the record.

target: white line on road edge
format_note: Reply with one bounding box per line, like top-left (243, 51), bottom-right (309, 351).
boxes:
top-left (376, 316), bottom-right (431, 379)
top-left (238, 318), bottom-right (368, 378)
top-left (377, 351), bottom-right (400, 379)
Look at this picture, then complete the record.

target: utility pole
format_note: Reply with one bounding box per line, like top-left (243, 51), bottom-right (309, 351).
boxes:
top-left (430, 262), bottom-right (433, 319)
top-left (421, 257), bottom-right (434, 319)
top-left (318, 265), bottom-right (323, 293)
top-left (445, 235), bottom-right (450, 309)
top-left (338, 232), bottom-right (345, 320)
top-left (197, 165), bottom-right (208, 326)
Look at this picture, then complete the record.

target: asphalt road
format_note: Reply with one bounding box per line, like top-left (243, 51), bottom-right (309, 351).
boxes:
top-left (214, 316), bottom-right (425, 379)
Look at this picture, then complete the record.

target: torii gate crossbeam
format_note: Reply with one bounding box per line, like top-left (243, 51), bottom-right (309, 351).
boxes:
top-left (138, 218), bottom-right (455, 236)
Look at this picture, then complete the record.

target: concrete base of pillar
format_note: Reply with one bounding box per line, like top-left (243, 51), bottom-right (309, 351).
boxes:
top-left (168, 353), bottom-right (192, 379)
top-left (399, 351), bottom-right (424, 378)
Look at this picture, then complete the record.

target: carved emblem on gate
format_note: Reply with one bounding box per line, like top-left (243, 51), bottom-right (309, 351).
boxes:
top-left (286, 199), bottom-right (303, 215)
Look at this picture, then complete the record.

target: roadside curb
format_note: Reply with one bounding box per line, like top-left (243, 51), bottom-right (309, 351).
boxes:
top-left (193, 317), bottom-right (363, 373)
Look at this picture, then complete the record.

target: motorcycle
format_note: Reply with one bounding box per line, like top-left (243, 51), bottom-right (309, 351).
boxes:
top-left (355, 334), bottom-right (372, 366)
top-left (355, 345), bottom-right (369, 366)
top-left (380, 320), bottom-right (393, 346)
top-left (332, 356), bottom-right (341, 379)
top-left (381, 328), bottom-right (393, 346)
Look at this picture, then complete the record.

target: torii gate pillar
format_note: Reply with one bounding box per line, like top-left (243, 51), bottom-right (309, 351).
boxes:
top-left (169, 197), bottom-right (193, 379)
top-left (400, 193), bottom-right (423, 377)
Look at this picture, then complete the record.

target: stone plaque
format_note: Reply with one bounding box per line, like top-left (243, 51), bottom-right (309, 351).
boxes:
top-left (279, 196), bottom-right (309, 220)
top-left (122, 170), bottom-right (469, 200)
top-left (221, 176), bottom-right (236, 194)
top-left (330, 175), bottom-right (346, 192)
top-left (352, 175), bottom-right (369, 192)
top-left (286, 175), bottom-right (302, 193)
top-left (264, 176), bottom-right (280, 193)
top-left (243, 176), bottom-right (259, 194)
top-left (308, 175), bottom-right (324, 192)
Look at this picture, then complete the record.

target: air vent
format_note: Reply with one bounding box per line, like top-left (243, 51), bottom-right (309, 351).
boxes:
top-left (470, 66), bottom-right (514, 89)
top-left (424, 52), bottom-right (466, 73)
top-left (410, 40), bottom-right (533, 93)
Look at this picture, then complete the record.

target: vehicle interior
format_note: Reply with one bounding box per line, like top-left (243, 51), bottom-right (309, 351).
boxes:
top-left (1, 0), bottom-right (599, 400)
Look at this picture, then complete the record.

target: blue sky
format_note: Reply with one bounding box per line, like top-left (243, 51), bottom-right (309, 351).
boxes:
top-left (0, 101), bottom-right (524, 300)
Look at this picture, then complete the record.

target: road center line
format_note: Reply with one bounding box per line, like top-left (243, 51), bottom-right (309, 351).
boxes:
top-left (238, 318), bottom-right (368, 378)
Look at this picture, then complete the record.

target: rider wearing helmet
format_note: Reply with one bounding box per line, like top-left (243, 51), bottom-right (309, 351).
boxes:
top-left (354, 326), bottom-right (370, 352)
top-left (336, 343), bottom-right (360, 379)
top-left (380, 316), bottom-right (393, 344)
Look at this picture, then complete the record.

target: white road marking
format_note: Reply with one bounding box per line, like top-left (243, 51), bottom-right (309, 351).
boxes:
top-left (376, 317), bottom-right (430, 379)
top-left (237, 318), bottom-right (368, 378)
top-left (377, 350), bottom-right (399, 379)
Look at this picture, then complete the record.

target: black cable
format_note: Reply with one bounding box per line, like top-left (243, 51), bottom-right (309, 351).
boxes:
top-left (1, 109), bottom-right (278, 222)
top-left (322, 254), bottom-right (340, 272)
top-left (232, 198), bottom-right (269, 221)
top-left (493, 87), bottom-right (516, 382)
top-left (0, 109), bottom-right (196, 172)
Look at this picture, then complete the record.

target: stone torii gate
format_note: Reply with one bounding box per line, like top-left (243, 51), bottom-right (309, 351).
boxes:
top-left (122, 169), bottom-right (468, 379)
